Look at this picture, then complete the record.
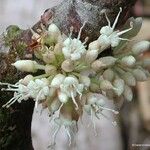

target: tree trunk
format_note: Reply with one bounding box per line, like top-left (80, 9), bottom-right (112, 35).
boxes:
top-left (0, 0), bottom-right (137, 149)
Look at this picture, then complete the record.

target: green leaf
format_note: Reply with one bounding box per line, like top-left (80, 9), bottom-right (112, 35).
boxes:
top-left (113, 17), bottom-right (142, 54)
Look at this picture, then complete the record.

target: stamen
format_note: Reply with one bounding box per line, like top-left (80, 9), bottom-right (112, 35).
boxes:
top-left (104, 11), bottom-right (111, 27)
top-left (73, 84), bottom-right (82, 99)
top-left (2, 94), bottom-right (21, 108)
top-left (71, 91), bottom-right (79, 110)
top-left (83, 37), bottom-right (89, 44)
top-left (52, 124), bottom-right (61, 146)
top-left (65, 127), bottom-right (72, 146)
top-left (48, 124), bottom-right (61, 149)
top-left (91, 109), bottom-right (97, 136)
top-left (69, 26), bottom-right (74, 38)
top-left (77, 22), bottom-right (86, 40)
top-left (96, 111), bottom-right (117, 126)
top-left (98, 106), bottom-right (119, 115)
top-left (1, 88), bottom-right (18, 92)
top-left (0, 82), bottom-right (19, 88)
top-left (57, 103), bottom-right (64, 116)
top-left (35, 90), bottom-right (43, 108)
top-left (112, 7), bottom-right (122, 30)
top-left (117, 22), bottom-right (133, 36)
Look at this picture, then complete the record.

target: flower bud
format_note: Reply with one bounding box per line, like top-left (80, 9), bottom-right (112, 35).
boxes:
top-left (123, 85), bottom-right (133, 101)
top-left (19, 75), bottom-right (34, 85)
top-left (103, 69), bottom-right (114, 81)
top-left (54, 43), bottom-right (63, 55)
top-left (61, 59), bottom-right (74, 72)
top-left (88, 40), bottom-right (100, 50)
top-left (132, 68), bottom-right (147, 81)
top-left (48, 23), bottom-right (61, 42)
top-left (34, 46), bottom-right (47, 60)
top-left (42, 51), bottom-right (56, 64)
top-left (90, 83), bottom-right (100, 92)
top-left (12, 60), bottom-right (38, 72)
top-left (45, 65), bottom-right (57, 75)
top-left (91, 60), bottom-right (106, 71)
top-left (100, 80), bottom-right (114, 91)
top-left (85, 50), bottom-right (98, 63)
top-left (87, 93), bottom-right (97, 105)
top-left (51, 74), bottom-right (65, 88)
top-left (113, 79), bottom-right (124, 96)
top-left (132, 41), bottom-right (150, 55)
top-left (120, 55), bottom-right (136, 67)
top-left (99, 56), bottom-right (117, 66)
top-left (79, 75), bottom-right (91, 88)
top-left (58, 91), bottom-right (68, 103)
top-left (123, 72), bottom-right (136, 86)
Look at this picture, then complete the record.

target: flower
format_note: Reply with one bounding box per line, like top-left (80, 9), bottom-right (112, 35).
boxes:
top-left (59, 76), bottom-right (84, 109)
top-left (84, 93), bottom-right (119, 129)
top-left (62, 23), bottom-right (87, 61)
top-left (1, 78), bottom-right (50, 108)
top-left (0, 82), bottom-right (30, 108)
top-left (27, 78), bottom-right (50, 107)
top-left (98, 8), bottom-right (133, 49)
top-left (50, 74), bottom-right (65, 88)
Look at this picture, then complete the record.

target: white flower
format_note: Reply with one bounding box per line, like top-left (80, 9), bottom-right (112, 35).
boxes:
top-left (0, 82), bottom-right (30, 108)
top-left (84, 93), bottom-right (119, 128)
top-left (50, 74), bottom-right (65, 88)
top-left (59, 76), bottom-right (84, 109)
top-left (1, 78), bottom-right (50, 108)
top-left (27, 78), bottom-right (50, 107)
top-left (98, 8), bottom-right (133, 48)
top-left (62, 23), bottom-right (86, 61)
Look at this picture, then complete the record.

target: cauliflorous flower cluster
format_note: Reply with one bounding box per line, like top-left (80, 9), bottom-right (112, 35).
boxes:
top-left (0, 8), bottom-right (150, 147)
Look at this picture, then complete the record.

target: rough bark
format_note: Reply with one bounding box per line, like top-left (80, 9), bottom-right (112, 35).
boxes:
top-left (0, 0), bottom-right (137, 149)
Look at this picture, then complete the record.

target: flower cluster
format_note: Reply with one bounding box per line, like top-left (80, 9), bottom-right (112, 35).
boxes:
top-left (0, 8), bottom-right (150, 147)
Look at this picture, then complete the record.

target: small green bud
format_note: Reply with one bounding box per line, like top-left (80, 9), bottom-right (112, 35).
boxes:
top-left (123, 85), bottom-right (133, 101)
top-left (79, 75), bottom-right (91, 88)
top-left (91, 60), bottom-right (106, 71)
top-left (132, 41), bottom-right (150, 55)
top-left (113, 79), bottom-right (124, 96)
top-left (123, 72), bottom-right (136, 86)
top-left (99, 56), bottom-right (117, 66)
top-left (88, 40), bottom-right (100, 50)
top-left (43, 51), bottom-right (56, 64)
top-left (61, 59), bottom-right (74, 72)
top-left (120, 55), bottom-right (136, 67)
top-left (100, 80), bottom-right (114, 91)
top-left (132, 68), bottom-right (147, 81)
top-left (45, 65), bottom-right (57, 75)
top-left (103, 69), bottom-right (114, 81)
top-left (85, 50), bottom-right (98, 63)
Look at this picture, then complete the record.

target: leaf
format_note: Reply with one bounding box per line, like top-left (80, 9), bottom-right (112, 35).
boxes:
top-left (113, 17), bottom-right (142, 54)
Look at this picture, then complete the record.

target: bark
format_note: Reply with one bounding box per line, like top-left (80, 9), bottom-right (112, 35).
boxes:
top-left (0, 0), bottom-right (137, 149)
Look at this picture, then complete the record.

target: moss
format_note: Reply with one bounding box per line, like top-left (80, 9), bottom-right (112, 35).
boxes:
top-left (15, 41), bottom-right (27, 57)
top-left (3, 25), bottom-right (22, 47)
